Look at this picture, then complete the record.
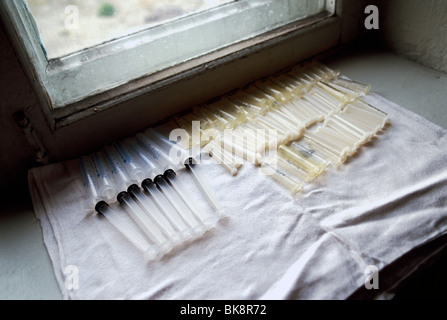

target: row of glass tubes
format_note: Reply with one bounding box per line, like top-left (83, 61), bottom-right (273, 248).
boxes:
top-left (174, 60), bottom-right (389, 193)
top-left (78, 60), bottom-right (389, 258)
top-left (79, 129), bottom-right (226, 261)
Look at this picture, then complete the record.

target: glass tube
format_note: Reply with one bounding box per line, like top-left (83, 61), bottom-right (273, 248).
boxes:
top-left (154, 174), bottom-right (207, 235)
top-left (103, 146), bottom-right (137, 193)
top-left (90, 152), bottom-right (117, 202)
top-left (79, 156), bottom-right (103, 210)
top-left (142, 178), bottom-right (195, 240)
top-left (95, 201), bottom-right (159, 261)
top-left (127, 184), bottom-right (182, 244)
top-left (260, 162), bottom-right (303, 195)
top-left (184, 158), bottom-right (226, 218)
top-left (117, 191), bottom-right (173, 254)
top-left (164, 169), bottom-right (219, 227)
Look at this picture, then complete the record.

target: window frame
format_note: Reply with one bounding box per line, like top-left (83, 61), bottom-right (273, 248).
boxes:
top-left (0, 0), bottom-right (369, 164)
top-left (1, 1), bottom-right (338, 127)
top-left (29, 0), bottom-right (333, 109)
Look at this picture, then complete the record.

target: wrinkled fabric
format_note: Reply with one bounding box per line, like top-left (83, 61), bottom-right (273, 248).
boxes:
top-left (29, 92), bottom-right (447, 300)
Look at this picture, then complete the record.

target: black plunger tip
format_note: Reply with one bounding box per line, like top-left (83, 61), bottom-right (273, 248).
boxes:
top-left (142, 178), bottom-right (154, 190)
top-left (95, 201), bottom-right (109, 214)
top-left (154, 174), bottom-right (165, 185)
top-left (127, 184), bottom-right (140, 195)
top-left (117, 191), bottom-right (129, 204)
top-left (184, 157), bottom-right (197, 168)
top-left (164, 169), bottom-right (176, 179)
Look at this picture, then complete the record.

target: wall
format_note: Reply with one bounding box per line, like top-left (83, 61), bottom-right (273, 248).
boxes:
top-left (378, 0), bottom-right (447, 73)
top-left (0, 25), bottom-right (40, 193)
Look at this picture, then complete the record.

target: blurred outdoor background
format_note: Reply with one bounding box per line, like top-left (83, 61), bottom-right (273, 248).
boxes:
top-left (25, 0), bottom-right (235, 58)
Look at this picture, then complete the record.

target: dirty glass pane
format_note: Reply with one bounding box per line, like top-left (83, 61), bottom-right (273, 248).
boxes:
top-left (25, 0), bottom-right (236, 59)
top-left (18, 0), bottom-right (330, 108)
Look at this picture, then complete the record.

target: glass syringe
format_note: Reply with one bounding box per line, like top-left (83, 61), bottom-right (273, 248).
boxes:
top-left (90, 152), bottom-right (117, 202)
top-left (260, 161), bottom-right (303, 195)
top-left (124, 138), bottom-right (158, 179)
top-left (94, 201), bottom-right (159, 261)
top-left (206, 140), bottom-right (239, 176)
top-left (117, 191), bottom-right (174, 255)
top-left (113, 141), bottom-right (148, 183)
top-left (79, 156), bottom-right (103, 211)
top-left (164, 169), bottom-right (219, 227)
top-left (103, 146), bottom-right (138, 193)
top-left (127, 184), bottom-right (182, 244)
top-left (136, 133), bottom-right (172, 173)
top-left (141, 178), bottom-right (196, 240)
top-left (289, 142), bottom-right (329, 170)
top-left (275, 154), bottom-right (314, 182)
top-left (278, 145), bottom-right (324, 176)
top-left (184, 158), bottom-right (226, 218)
top-left (144, 128), bottom-right (188, 170)
top-left (154, 174), bottom-right (207, 235)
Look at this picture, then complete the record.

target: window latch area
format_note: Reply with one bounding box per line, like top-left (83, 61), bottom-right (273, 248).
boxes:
top-left (14, 110), bottom-right (49, 165)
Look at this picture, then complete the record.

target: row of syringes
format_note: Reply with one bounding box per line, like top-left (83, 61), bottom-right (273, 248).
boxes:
top-left (80, 129), bottom-right (226, 260)
top-left (172, 60), bottom-right (389, 193)
top-left (261, 98), bottom-right (389, 195)
top-left (173, 61), bottom-right (377, 172)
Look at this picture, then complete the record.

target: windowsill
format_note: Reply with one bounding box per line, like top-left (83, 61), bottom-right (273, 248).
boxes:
top-left (2, 48), bottom-right (447, 300)
top-left (322, 46), bottom-right (447, 130)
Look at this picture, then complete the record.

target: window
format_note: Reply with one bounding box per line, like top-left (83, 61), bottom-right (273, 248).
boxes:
top-left (26, 0), bottom-right (238, 59)
top-left (1, 0), bottom-right (338, 130)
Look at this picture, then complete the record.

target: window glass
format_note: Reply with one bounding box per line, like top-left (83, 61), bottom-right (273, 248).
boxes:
top-left (26, 0), bottom-right (236, 59)
top-left (12, 0), bottom-right (332, 110)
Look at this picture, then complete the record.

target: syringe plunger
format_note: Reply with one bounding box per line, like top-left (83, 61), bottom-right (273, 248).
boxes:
top-left (94, 201), bottom-right (159, 260)
top-left (164, 169), bottom-right (219, 226)
top-left (154, 174), bottom-right (206, 235)
top-left (184, 158), bottom-right (226, 218)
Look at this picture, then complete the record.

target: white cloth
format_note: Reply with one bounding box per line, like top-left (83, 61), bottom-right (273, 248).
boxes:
top-left (28, 93), bottom-right (447, 300)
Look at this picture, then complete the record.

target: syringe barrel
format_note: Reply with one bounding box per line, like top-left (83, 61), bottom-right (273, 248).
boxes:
top-left (142, 179), bottom-right (194, 239)
top-left (290, 142), bottom-right (329, 169)
top-left (125, 138), bottom-right (157, 174)
top-left (261, 162), bottom-right (302, 195)
top-left (278, 145), bottom-right (322, 175)
top-left (136, 134), bottom-right (172, 171)
top-left (117, 192), bottom-right (172, 252)
top-left (144, 129), bottom-right (176, 154)
top-left (103, 146), bottom-right (136, 192)
top-left (207, 141), bottom-right (239, 176)
top-left (90, 152), bottom-right (117, 202)
top-left (275, 155), bottom-right (313, 182)
top-left (113, 142), bottom-right (148, 182)
top-left (154, 174), bottom-right (205, 234)
top-left (184, 158), bottom-right (225, 217)
top-left (95, 201), bottom-right (158, 260)
top-left (164, 169), bottom-right (218, 226)
top-left (127, 184), bottom-right (181, 243)
top-left (144, 128), bottom-right (189, 169)
top-left (79, 156), bottom-right (102, 208)
top-left (329, 77), bottom-right (371, 95)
